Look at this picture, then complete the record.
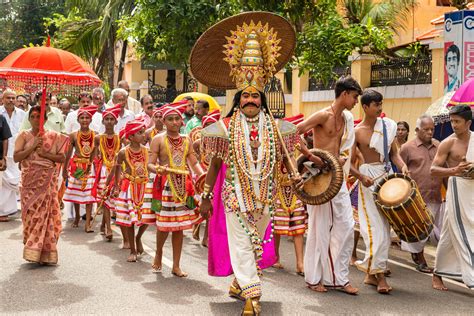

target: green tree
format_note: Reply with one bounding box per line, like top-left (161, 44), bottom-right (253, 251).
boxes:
top-left (46, 0), bottom-right (134, 88)
top-left (0, 0), bottom-right (66, 59)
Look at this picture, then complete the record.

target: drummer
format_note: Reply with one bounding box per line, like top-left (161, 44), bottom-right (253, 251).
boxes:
top-left (430, 104), bottom-right (474, 291)
top-left (399, 114), bottom-right (443, 273)
top-left (296, 76), bottom-right (361, 295)
top-left (350, 89), bottom-right (408, 294)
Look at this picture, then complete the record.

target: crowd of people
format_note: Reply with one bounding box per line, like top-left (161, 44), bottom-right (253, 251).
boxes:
top-left (1, 13), bottom-right (473, 316)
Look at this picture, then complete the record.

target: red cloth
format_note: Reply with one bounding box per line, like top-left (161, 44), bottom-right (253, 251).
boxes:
top-left (119, 119), bottom-right (146, 139)
top-left (161, 100), bottom-right (189, 119)
top-left (284, 113), bottom-right (304, 125)
top-left (102, 104), bottom-right (121, 119)
top-left (78, 105), bottom-right (98, 118)
top-left (202, 109), bottom-right (221, 127)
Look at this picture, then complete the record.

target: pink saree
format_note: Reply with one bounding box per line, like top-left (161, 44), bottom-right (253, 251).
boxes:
top-left (208, 164), bottom-right (276, 276)
top-left (19, 131), bottom-right (68, 264)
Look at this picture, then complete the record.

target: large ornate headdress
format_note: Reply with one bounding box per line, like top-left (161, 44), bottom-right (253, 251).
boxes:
top-left (190, 12), bottom-right (296, 92)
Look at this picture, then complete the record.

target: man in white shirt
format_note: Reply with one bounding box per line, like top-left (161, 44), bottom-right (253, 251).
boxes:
top-left (90, 87), bottom-right (107, 133)
top-left (110, 88), bottom-right (135, 133)
top-left (21, 92), bottom-right (65, 133)
top-left (0, 89), bottom-right (26, 221)
top-left (107, 80), bottom-right (141, 115)
top-left (64, 92), bottom-right (93, 133)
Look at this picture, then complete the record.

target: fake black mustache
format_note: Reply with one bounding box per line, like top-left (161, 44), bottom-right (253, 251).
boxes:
top-left (242, 102), bottom-right (260, 108)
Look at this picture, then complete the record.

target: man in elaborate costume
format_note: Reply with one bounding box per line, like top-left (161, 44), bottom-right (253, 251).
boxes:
top-left (192, 12), bottom-right (301, 315)
top-left (431, 104), bottom-right (474, 291)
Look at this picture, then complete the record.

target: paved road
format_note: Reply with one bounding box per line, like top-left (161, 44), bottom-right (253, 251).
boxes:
top-left (1, 213), bottom-right (472, 315)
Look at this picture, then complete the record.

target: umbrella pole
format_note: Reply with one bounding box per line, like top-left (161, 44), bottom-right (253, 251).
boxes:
top-left (39, 78), bottom-right (47, 133)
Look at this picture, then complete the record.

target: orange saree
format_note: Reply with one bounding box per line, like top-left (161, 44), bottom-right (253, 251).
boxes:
top-left (19, 131), bottom-right (68, 264)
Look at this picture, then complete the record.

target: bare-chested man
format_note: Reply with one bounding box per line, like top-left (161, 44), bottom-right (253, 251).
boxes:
top-left (350, 89), bottom-right (408, 294)
top-left (297, 76), bottom-right (362, 295)
top-left (431, 104), bottom-right (474, 291)
top-left (147, 101), bottom-right (204, 277)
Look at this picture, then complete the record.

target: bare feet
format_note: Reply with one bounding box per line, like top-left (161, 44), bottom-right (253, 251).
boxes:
top-left (171, 268), bottom-right (188, 278)
top-left (350, 256), bottom-right (358, 266)
top-left (100, 224), bottom-right (105, 235)
top-left (432, 275), bottom-right (448, 291)
top-left (85, 226), bottom-right (94, 233)
top-left (296, 264), bottom-right (304, 276)
top-left (201, 238), bottom-right (208, 248)
top-left (376, 276), bottom-right (392, 294)
top-left (272, 262), bottom-right (284, 269)
top-left (0, 216), bottom-right (9, 222)
top-left (151, 264), bottom-right (162, 273)
top-left (136, 238), bottom-right (144, 256)
top-left (71, 218), bottom-right (79, 228)
top-left (127, 253), bottom-right (137, 262)
top-left (121, 241), bottom-right (131, 249)
top-left (364, 274), bottom-right (378, 286)
top-left (308, 282), bottom-right (327, 293)
top-left (105, 226), bottom-right (113, 241)
top-left (192, 224), bottom-right (200, 241)
top-left (341, 283), bottom-right (359, 295)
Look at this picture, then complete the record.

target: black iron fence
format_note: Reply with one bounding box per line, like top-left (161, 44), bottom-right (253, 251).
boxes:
top-left (308, 66), bottom-right (351, 91)
top-left (370, 57), bottom-right (432, 87)
top-left (208, 87), bottom-right (226, 97)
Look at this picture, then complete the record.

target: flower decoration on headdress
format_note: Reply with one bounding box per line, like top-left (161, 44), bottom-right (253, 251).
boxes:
top-left (223, 21), bottom-right (281, 92)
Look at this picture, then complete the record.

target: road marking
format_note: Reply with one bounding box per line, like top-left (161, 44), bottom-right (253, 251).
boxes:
top-left (356, 248), bottom-right (467, 289)
top-left (110, 225), bottom-right (173, 268)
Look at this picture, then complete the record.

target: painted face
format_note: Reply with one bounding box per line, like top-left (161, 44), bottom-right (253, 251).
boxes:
top-left (142, 96), bottom-right (154, 117)
top-left (164, 114), bottom-right (183, 133)
top-left (129, 127), bottom-right (146, 144)
top-left (416, 119), bottom-right (434, 144)
top-left (446, 51), bottom-right (459, 78)
top-left (240, 86), bottom-right (262, 118)
top-left (78, 113), bottom-right (92, 128)
top-left (450, 114), bottom-right (471, 135)
top-left (102, 115), bottom-right (117, 129)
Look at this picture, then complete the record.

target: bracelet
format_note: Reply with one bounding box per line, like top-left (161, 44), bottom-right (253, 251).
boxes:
top-left (201, 191), bottom-right (214, 200)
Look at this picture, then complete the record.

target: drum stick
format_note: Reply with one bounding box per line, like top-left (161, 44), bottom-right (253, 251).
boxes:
top-left (156, 165), bottom-right (190, 176)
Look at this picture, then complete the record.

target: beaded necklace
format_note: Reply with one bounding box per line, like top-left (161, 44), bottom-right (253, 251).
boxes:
top-left (77, 130), bottom-right (95, 158)
top-left (164, 135), bottom-right (189, 202)
top-left (99, 134), bottom-right (120, 171)
top-left (124, 146), bottom-right (148, 215)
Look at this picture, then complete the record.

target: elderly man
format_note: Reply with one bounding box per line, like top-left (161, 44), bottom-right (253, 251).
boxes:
top-left (0, 89), bottom-right (26, 221)
top-left (16, 95), bottom-right (29, 112)
top-left (90, 87), bottom-right (107, 133)
top-left (136, 94), bottom-right (154, 128)
top-left (399, 114), bottom-right (443, 273)
top-left (21, 92), bottom-right (65, 133)
top-left (109, 88), bottom-right (135, 133)
top-left (64, 92), bottom-right (93, 133)
top-left (59, 98), bottom-right (71, 120)
top-left (107, 80), bottom-right (141, 114)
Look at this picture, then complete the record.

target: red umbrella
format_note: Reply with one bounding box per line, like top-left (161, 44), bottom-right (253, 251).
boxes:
top-left (0, 38), bottom-right (101, 131)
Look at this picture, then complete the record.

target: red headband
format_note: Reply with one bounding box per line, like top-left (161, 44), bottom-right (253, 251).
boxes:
top-left (102, 104), bottom-right (121, 119)
top-left (202, 109), bottom-right (221, 126)
top-left (78, 105), bottom-right (98, 118)
top-left (119, 119), bottom-right (146, 139)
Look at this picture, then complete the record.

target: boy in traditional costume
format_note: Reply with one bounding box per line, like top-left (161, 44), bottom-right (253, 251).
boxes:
top-left (431, 104), bottom-right (474, 291)
top-left (192, 109), bottom-right (221, 246)
top-left (113, 119), bottom-right (153, 262)
top-left (63, 105), bottom-right (98, 232)
top-left (145, 107), bottom-right (164, 145)
top-left (191, 12), bottom-right (303, 315)
top-left (91, 104), bottom-right (121, 241)
top-left (147, 100), bottom-right (204, 277)
top-left (350, 89), bottom-right (408, 294)
top-left (273, 114), bottom-right (306, 276)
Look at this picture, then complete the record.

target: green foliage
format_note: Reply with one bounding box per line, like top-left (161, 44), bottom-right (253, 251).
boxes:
top-left (119, 0), bottom-right (237, 71)
top-left (0, 0), bottom-right (66, 59)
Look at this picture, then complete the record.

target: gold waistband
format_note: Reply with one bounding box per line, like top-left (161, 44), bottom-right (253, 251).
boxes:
top-left (73, 157), bottom-right (90, 164)
top-left (123, 173), bottom-right (148, 184)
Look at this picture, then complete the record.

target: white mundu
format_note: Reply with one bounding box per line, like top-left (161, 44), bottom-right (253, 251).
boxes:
top-left (355, 117), bottom-right (396, 274)
top-left (434, 132), bottom-right (474, 288)
top-left (305, 110), bottom-right (355, 287)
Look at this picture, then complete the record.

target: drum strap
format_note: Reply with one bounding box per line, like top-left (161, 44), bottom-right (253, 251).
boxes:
top-left (382, 118), bottom-right (392, 172)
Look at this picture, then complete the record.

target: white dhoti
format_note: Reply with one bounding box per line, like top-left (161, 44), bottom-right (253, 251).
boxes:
top-left (0, 157), bottom-right (20, 216)
top-left (304, 182), bottom-right (354, 287)
top-left (401, 202), bottom-right (444, 253)
top-left (225, 211), bottom-right (270, 298)
top-left (434, 176), bottom-right (474, 288)
top-left (355, 163), bottom-right (391, 274)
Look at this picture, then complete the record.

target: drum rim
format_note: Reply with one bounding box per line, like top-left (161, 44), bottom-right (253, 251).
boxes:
top-left (373, 173), bottom-right (417, 208)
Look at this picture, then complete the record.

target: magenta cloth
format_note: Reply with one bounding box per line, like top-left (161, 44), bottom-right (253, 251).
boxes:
top-left (207, 164), bottom-right (277, 276)
top-left (448, 78), bottom-right (474, 108)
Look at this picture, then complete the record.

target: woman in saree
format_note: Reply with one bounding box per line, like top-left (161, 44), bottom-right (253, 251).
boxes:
top-left (14, 105), bottom-right (68, 264)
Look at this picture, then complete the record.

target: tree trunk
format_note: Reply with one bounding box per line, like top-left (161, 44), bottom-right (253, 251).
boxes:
top-left (107, 37), bottom-right (115, 89)
top-left (117, 39), bottom-right (128, 85)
